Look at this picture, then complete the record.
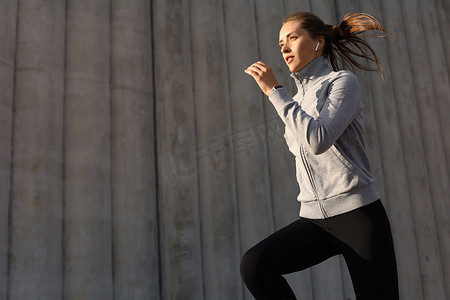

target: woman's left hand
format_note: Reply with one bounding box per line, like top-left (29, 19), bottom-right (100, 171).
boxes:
top-left (244, 61), bottom-right (279, 96)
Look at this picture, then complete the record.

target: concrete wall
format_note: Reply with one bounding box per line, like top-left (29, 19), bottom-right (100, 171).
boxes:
top-left (0, 0), bottom-right (448, 299)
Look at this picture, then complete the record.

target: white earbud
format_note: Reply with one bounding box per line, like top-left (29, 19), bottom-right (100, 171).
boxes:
top-left (315, 42), bottom-right (320, 51)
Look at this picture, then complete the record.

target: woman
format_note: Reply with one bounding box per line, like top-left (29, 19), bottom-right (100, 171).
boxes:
top-left (241, 12), bottom-right (399, 300)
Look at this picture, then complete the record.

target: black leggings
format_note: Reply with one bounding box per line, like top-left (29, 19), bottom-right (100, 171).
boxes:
top-left (240, 200), bottom-right (399, 300)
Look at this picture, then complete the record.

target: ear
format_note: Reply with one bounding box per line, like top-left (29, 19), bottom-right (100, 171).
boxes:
top-left (315, 36), bottom-right (325, 51)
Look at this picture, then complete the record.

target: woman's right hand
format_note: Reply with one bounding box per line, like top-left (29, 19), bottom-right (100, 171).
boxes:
top-left (244, 61), bottom-right (279, 96)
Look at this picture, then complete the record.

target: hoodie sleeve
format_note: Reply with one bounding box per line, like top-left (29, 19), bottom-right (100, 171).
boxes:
top-left (268, 71), bottom-right (362, 155)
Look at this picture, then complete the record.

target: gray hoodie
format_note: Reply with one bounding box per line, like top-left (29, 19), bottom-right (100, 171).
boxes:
top-left (268, 56), bottom-right (379, 219)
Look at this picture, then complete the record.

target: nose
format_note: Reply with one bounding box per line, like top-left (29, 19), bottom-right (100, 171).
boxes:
top-left (281, 44), bottom-right (291, 53)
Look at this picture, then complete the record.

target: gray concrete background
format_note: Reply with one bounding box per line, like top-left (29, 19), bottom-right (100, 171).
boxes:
top-left (0, 0), bottom-right (449, 299)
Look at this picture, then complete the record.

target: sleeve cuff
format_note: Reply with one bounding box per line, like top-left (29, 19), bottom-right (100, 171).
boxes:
top-left (268, 87), bottom-right (292, 113)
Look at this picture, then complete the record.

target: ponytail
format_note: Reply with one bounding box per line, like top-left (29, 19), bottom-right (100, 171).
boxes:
top-left (283, 12), bottom-right (390, 75)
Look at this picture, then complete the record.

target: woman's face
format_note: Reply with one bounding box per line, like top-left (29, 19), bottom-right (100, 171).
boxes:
top-left (279, 21), bottom-right (322, 73)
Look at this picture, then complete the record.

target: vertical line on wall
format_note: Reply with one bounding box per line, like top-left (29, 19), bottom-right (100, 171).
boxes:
top-left (419, 0), bottom-right (450, 181)
top-left (333, 0), bottom-right (339, 18)
top-left (221, 0), bottom-right (239, 246)
top-left (220, 1), bottom-right (243, 298)
top-left (149, 0), bottom-right (163, 298)
top-left (6, 0), bottom-right (20, 298)
top-left (236, 2), bottom-right (263, 297)
top-left (109, 0), bottom-right (116, 298)
top-left (252, 0), bottom-right (276, 234)
top-left (61, 0), bottom-right (69, 299)
top-left (187, 0), bottom-right (206, 297)
top-left (239, 2), bottom-right (256, 297)
top-left (433, 0), bottom-right (450, 75)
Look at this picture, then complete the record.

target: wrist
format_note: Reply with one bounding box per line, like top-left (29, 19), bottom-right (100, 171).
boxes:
top-left (269, 85), bottom-right (283, 95)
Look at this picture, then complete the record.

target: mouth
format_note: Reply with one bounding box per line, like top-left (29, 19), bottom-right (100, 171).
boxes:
top-left (285, 55), bottom-right (294, 64)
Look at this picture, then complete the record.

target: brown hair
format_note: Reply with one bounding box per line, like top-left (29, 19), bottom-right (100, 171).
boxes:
top-left (283, 12), bottom-right (390, 75)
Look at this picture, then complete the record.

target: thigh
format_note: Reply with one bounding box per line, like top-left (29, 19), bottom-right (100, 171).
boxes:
top-left (243, 218), bottom-right (340, 275)
top-left (326, 201), bottom-right (399, 299)
top-left (326, 201), bottom-right (397, 264)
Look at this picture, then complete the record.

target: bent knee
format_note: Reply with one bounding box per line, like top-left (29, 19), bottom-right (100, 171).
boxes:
top-left (240, 247), bottom-right (266, 280)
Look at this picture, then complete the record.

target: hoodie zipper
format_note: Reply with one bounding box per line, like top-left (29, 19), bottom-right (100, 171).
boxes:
top-left (294, 73), bottom-right (306, 97)
top-left (300, 145), bottom-right (328, 218)
top-left (295, 70), bottom-right (328, 218)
